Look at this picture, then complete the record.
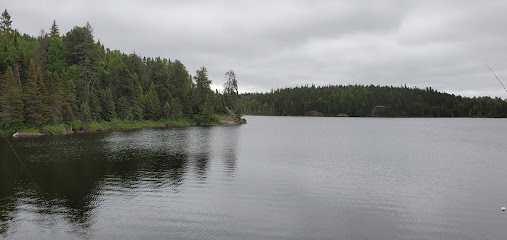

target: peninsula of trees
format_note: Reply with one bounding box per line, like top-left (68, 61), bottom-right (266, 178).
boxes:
top-left (238, 85), bottom-right (507, 117)
top-left (2, 9), bottom-right (506, 135)
top-left (0, 10), bottom-right (242, 133)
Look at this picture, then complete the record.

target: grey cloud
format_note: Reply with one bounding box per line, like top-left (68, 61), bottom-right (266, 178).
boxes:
top-left (4, 0), bottom-right (507, 97)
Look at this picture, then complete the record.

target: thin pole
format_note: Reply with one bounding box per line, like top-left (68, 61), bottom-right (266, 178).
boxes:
top-left (485, 64), bottom-right (507, 94)
top-left (1, 133), bottom-right (47, 204)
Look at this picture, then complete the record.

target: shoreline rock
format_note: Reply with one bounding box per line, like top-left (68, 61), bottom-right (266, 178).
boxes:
top-left (12, 131), bottom-right (45, 137)
top-left (11, 116), bottom-right (246, 137)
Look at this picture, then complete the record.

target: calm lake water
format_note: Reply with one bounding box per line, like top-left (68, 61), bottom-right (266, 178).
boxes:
top-left (1, 116), bottom-right (507, 239)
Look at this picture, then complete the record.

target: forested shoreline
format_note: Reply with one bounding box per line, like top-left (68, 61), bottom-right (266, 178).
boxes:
top-left (2, 9), bottom-right (506, 136)
top-left (238, 85), bottom-right (507, 117)
top-left (0, 10), bottom-right (242, 134)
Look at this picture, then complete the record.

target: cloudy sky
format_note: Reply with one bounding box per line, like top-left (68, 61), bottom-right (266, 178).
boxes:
top-left (4, 0), bottom-right (507, 97)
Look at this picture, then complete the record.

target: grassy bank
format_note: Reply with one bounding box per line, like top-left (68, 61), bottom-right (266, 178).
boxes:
top-left (87, 118), bottom-right (195, 131)
top-left (0, 118), bottom-right (195, 136)
top-left (0, 114), bottom-right (245, 136)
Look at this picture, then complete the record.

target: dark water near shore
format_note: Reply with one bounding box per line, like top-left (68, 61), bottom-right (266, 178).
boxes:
top-left (1, 116), bottom-right (507, 239)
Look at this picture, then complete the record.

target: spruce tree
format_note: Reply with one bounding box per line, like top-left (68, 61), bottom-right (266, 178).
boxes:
top-left (79, 102), bottom-right (91, 123)
top-left (37, 64), bottom-right (51, 123)
top-left (0, 9), bottom-right (12, 33)
top-left (169, 60), bottom-right (191, 113)
top-left (46, 71), bottom-right (64, 124)
top-left (0, 66), bottom-right (24, 127)
top-left (61, 73), bottom-right (78, 123)
top-left (50, 20), bottom-right (59, 38)
top-left (163, 101), bottom-right (171, 120)
top-left (116, 97), bottom-right (132, 120)
top-left (99, 87), bottom-right (116, 121)
top-left (204, 94), bottom-right (214, 118)
top-left (132, 81), bottom-right (144, 120)
top-left (89, 91), bottom-right (101, 121)
top-left (144, 83), bottom-right (161, 120)
top-left (170, 97), bottom-right (182, 120)
top-left (24, 60), bottom-right (47, 126)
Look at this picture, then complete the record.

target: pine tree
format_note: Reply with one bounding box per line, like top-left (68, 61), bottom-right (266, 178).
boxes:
top-left (0, 9), bottom-right (12, 33)
top-left (224, 70), bottom-right (239, 110)
top-left (194, 66), bottom-right (212, 106)
top-left (0, 66), bottom-right (24, 127)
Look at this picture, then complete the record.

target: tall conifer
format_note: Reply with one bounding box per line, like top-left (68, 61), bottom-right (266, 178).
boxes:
top-left (0, 66), bottom-right (24, 127)
top-left (24, 60), bottom-right (47, 126)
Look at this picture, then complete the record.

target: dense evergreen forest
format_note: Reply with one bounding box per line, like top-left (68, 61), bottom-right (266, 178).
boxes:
top-left (0, 10), bottom-right (241, 131)
top-left (2, 9), bottom-right (506, 133)
top-left (238, 84), bottom-right (507, 117)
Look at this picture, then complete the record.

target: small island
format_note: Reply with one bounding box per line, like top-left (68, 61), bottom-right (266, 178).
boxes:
top-left (0, 10), bottom-right (245, 136)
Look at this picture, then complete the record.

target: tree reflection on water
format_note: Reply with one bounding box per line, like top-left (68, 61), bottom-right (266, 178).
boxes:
top-left (0, 125), bottom-right (239, 238)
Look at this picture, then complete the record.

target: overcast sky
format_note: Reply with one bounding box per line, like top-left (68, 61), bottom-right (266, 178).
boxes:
top-left (4, 0), bottom-right (507, 97)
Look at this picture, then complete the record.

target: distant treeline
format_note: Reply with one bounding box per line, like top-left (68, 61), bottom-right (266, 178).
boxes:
top-left (238, 84), bottom-right (507, 117)
top-left (0, 10), bottom-right (240, 129)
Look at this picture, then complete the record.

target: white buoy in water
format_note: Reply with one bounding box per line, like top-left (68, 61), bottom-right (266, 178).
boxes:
top-left (502, 207), bottom-right (505, 211)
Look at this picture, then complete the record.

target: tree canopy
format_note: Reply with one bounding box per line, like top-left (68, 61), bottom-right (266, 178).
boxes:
top-left (0, 9), bottom-right (238, 129)
top-left (238, 84), bottom-right (507, 117)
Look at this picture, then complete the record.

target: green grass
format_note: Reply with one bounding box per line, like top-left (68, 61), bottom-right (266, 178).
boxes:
top-left (1, 115), bottom-right (244, 136)
top-left (0, 126), bottom-right (38, 136)
top-left (87, 118), bottom-right (195, 131)
top-left (42, 124), bottom-right (69, 133)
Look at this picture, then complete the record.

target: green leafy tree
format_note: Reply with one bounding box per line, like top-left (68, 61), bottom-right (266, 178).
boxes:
top-left (63, 23), bottom-right (100, 95)
top-left (47, 37), bottom-right (65, 73)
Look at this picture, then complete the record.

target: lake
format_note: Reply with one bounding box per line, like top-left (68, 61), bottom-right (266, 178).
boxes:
top-left (1, 116), bottom-right (507, 239)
